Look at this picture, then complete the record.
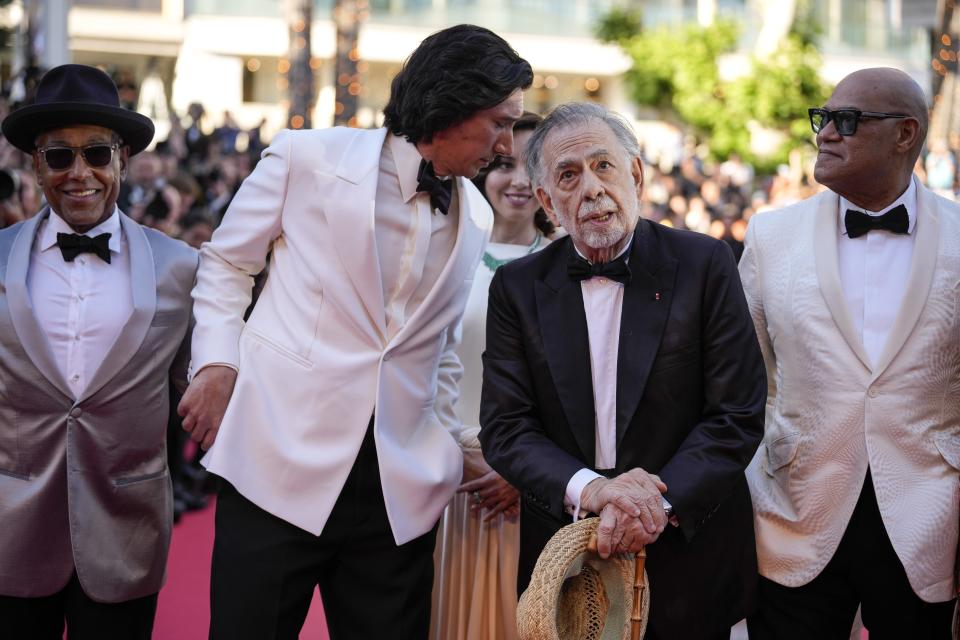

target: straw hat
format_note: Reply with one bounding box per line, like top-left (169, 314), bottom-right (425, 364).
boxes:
top-left (2, 64), bottom-right (154, 154)
top-left (517, 517), bottom-right (649, 640)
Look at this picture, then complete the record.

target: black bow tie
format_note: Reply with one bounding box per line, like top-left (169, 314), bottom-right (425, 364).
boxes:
top-left (844, 204), bottom-right (909, 239)
top-left (567, 247), bottom-right (631, 285)
top-left (416, 160), bottom-right (452, 215)
top-left (56, 232), bottom-right (112, 264)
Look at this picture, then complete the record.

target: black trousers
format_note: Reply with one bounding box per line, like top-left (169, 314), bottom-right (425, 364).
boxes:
top-left (208, 423), bottom-right (439, 640)
top-left (0, 573), bottom-right (157, 640)
top-left (747, 471), bottom-right (955, 640)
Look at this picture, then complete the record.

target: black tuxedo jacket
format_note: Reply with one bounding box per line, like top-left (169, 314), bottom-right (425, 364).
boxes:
top-left (479, 220), bottom-right (766, 637)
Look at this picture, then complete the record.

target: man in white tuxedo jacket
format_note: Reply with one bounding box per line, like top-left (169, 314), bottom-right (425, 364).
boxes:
top-left (740, 67), bottom-right (958, 639)
top-left (178, 25), bottom-right (532, 639)
top-left (0, 65), bottom-right (197, 639)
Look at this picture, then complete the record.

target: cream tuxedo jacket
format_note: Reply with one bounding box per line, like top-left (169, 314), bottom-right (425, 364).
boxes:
top-left (739, 183), bottom-right (960, 602)
top-left (191, 127), bottom-right (492, 544)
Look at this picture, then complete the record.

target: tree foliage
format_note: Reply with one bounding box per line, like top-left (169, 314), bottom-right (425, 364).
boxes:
top-left (599, 10), bottom-right (830, 171)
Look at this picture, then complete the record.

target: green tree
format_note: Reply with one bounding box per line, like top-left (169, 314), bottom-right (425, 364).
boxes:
top-left (726, 34), bottom-right (830, 166)
top-left (598, 9), bottom-right (829, 171)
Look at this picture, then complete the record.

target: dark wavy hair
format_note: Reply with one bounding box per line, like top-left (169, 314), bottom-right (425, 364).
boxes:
top-left (472, 111), bottom-right (555, 237)
top-left (382, 25), bottom-right (533, 144)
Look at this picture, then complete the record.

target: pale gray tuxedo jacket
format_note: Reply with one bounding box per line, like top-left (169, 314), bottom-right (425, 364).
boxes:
top-left (0, 209), bottom-right (197, 602)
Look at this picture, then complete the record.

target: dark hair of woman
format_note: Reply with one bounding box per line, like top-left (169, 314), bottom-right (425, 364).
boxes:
top-left (382, 24), bottom-right (533, 144)
top-left (472, 111), bottom-right (555, 237)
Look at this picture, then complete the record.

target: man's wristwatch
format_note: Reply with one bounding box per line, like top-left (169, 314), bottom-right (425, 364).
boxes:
top-left (662, 499), bottom-right (680, 528)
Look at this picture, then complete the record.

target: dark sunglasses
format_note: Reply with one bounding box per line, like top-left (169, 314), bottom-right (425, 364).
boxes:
top-left (808, 108), bottom-right (910, 136)
top-left (37, 143), bottom-right (119, 171)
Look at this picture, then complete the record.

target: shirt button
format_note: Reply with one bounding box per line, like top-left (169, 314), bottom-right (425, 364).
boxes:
top-left (383, 352), bottom-right (392, 362)
top-left (69, 407), bottom-right (82, 418)
top-left (868, 388), bottom-right (879, 398)
top-left (71, 374), bottom-right (80, 381)
top-left (74, 335), bottom-right (81, 341)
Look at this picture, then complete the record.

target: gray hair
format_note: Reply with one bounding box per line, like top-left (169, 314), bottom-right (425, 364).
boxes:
top-left (524, 102), bottom-right (641, 188)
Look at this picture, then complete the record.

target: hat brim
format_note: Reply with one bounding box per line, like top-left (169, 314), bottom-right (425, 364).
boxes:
top-left (516, 518), bottom-right (648, 640)
top-left (2, 102), bottom-right (155, 155)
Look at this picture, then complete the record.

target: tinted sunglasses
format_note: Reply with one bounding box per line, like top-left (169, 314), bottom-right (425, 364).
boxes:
top-left (808, 108), bottom-right (910, 136)
top-left (37, 143), bottom-right (119, 171)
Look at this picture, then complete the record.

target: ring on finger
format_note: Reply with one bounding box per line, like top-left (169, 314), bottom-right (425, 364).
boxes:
top-left (472, 490), bottom-right (482, 504)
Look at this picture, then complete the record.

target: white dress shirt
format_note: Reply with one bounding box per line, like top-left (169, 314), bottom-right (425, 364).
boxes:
top-left (375, 134), bottom-right (459, 338)
top-left (27, 208), bottom-right (133, 398)
top-left (563, 241), bottom-right (630, 515)
top-left (838, 177), bottom-right (917, 367)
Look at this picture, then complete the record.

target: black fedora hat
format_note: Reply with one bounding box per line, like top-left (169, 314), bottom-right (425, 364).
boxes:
top-left (2, 64), bottom-right (155, 155)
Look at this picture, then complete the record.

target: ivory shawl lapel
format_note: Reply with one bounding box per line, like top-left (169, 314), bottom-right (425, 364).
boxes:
top-left (328, 127), bottom-right (389, 344)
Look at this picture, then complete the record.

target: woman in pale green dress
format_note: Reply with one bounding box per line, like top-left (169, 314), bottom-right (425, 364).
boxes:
top-left (430, 112), bottom-right (554, 640)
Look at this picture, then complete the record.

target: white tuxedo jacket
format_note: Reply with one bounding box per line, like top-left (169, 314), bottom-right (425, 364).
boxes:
top-left (191, 127), bottom-right (492, 544)
top-left (739, 182), bottom-right (960, 602)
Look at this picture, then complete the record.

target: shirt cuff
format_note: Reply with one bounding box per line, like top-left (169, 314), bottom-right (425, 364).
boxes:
top-left (188, 361), bottom-right (239, 383)
top-left (564, 468), bottom-right (603, 523)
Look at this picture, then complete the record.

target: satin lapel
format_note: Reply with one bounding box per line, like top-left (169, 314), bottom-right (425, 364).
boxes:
top-left (79, 213), bottom-right (156, 403)
top-left (813, 192), bottom-right (872, 370)
top-left (388, 177), bottom-right (489, 348)
top-left (870, 185), bottom-right (940, 381)
top-left (536, 239), bottom-right (595, 464)
top-left (615, 222), bottom-right (677, 448)
top-left (329, 128), bottom-right (388, 343)
top-left (5, 210), bottom-right (73, 399)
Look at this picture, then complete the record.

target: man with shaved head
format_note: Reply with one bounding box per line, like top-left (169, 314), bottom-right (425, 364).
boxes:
top-left (741, 67), bottom-right (958, 638)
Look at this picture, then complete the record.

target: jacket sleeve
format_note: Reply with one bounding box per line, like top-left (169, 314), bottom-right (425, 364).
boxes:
top-left (433, 320), bottom-right (465, 438)
top-left (656, 240), bottom-right (767, 540)
top-left (479, 267), bottom-right (586, 520)
top-left (188, 130), bottom-right (291, 374)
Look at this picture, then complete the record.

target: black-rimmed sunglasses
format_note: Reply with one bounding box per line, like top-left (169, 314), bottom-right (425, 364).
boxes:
top-left (808, 108), bottom-right (910, 136)
top-left (37, 144), bottom-right (119, 171)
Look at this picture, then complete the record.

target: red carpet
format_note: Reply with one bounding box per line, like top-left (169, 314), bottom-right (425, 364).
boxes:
top-left (154, 498), bottom-right (329, 639)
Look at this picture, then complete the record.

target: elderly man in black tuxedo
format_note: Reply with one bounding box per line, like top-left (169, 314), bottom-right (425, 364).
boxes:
top-left (479, 102), bottom-right (767, 640)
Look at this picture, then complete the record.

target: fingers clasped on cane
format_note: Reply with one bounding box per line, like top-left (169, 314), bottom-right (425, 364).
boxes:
top-left (581, 468), bottom-right (668, 558)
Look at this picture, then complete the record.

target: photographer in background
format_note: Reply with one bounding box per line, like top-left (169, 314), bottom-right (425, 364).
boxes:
top-left (0, 167), bottom-right (41, 229)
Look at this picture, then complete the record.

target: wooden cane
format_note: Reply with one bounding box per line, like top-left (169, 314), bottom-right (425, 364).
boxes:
top-left (586, 533), bottom-right (647, 640)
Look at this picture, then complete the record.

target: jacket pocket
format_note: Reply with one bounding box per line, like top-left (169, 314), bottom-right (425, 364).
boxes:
top-left (114, 468), bottom-right (169, 487)
top-left (763, 432), bottom-right (800, 477)
top-left (246, 328), bottom-right (313, 370)
top-left (0, 467), bottom-right (30, 481)
top-left (934, 432), bottom-right (960, 471)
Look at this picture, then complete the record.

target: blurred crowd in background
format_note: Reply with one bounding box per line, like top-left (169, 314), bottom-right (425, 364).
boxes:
top-left (4, 76), bottom-right (957, 268)
top-left (3, 70), bottom-right (958, 265)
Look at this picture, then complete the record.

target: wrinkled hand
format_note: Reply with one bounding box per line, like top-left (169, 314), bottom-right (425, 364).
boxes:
top-left (595, 502), bottom-right (662, 558)
top-left (459, 470), bottom-right (520, 522)
top-left (177, 365), bottom-right (237, 451)
top-left (580, 468), bottom-right (668, 557)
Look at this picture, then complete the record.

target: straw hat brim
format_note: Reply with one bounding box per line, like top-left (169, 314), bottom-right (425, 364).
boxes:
top-left (517, 517), bottom-right (649, 640)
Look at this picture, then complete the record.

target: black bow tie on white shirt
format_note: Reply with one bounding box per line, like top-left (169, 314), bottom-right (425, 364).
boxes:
top-left (567, 248), bottom-right (631, 285)
top-left (416, 160), bottom-right (452, 215)
top-left (844, 204), bottom-right (909, 239)
top-left (56, 232), bottom-right (112, 264)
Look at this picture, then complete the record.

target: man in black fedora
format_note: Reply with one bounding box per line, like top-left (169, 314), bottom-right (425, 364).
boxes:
top-left (0, 63), bottom-right (197, 639)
